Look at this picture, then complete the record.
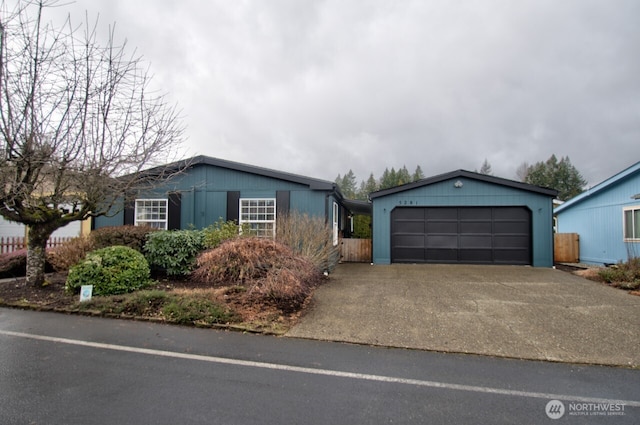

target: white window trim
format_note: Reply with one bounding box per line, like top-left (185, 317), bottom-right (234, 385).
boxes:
top-left (135, 199), bottom-right (168, 230)
top-left (623, 205), bottom-right (640, 242)
top-left (239, 198), bottom-right (276, 238)
top-left (332, 202), bottom-right (339, 246)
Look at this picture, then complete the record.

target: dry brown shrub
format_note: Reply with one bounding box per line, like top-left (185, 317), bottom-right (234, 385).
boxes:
top-left (193, 237), bottom-right (323, 311)
top-left (276, 211), bottom-right (339, 272)
top-left (47, 236), bottom-right (95, 272)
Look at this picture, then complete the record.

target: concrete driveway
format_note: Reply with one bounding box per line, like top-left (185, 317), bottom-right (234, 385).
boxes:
top-left (286, 263), bottom-right (640, 367)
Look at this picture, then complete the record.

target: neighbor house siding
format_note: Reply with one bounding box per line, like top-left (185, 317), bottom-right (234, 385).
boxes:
top-left (556, 173), bottom-right (640, 265)
top-left (372, 176), bottom-right (555, 267)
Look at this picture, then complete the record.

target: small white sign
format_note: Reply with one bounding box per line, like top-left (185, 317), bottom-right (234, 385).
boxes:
top-left (80, 285), bottom-right (93, 302)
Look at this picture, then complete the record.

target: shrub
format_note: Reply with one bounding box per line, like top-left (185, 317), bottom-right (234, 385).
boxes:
top-left (193, 237), bottom-right (323, 311)
top-left (276, 211), bottom-right (339, 272)
top-left (202, 218), bottom-right (252, 249)
top-left (47, 236), bottom-right (95, 272)
top-left (91, 225), bottom-right (158, 252)
top-left (66, 246), bottom-right (152, 296)
top-left (597, 257), bottom-right (640, 290)
top-left (0, 249), bottom-right (27, 278)
top-left (144, 230), bottom-right (206, 276)
top-left (162, 297), bottom-right (236, 325)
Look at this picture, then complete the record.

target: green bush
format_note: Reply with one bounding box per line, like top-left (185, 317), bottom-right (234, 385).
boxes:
top-left (66, 246), bottom-right (152, 296)
top-left (162, 297), bottom-right (236, 325)
top-left (91, 225), bottom-right (159, 252)
top-left (202, 218), bottom-right (251, 249)
top-left (144, 230), bottom-right (206, 276)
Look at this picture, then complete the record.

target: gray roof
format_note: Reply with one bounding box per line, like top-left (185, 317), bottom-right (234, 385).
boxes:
top-left (369, 169), bottom-right (558, 199)
top-left (147, 155), bottom-right (338, 191)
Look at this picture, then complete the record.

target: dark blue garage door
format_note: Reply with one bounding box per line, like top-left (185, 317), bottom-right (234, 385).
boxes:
top-left (391, 207), bottom-right (531, 265)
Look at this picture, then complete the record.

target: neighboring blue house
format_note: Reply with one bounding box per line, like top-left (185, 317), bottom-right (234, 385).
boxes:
top-left (94, 155), bottom-right (368, 244)
top-left (369, 170), bottom-right (558, 267)
top-left (554, 161), bottom-right (640, 265)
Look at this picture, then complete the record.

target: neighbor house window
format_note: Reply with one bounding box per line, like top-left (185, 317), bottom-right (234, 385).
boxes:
top-left (240, 198), bottom-right (276, 238)
top-left (135, 199), bottom-right (168, 229)
top-left (332, 202), bottom-right (339, 246)
top-left (623, 206), bottom-right (640, 241)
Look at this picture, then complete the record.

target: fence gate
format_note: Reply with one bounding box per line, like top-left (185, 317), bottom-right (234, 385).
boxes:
top-left (340, 238), bottom-right (372, 263)
top-left (554, 233), bottom-right (580, 263)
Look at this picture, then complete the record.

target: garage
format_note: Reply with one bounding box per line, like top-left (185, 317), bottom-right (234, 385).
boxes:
top-left (391, 206), bottom-right (531, 264)
top-left (370, 170), bottom-right (557, 267)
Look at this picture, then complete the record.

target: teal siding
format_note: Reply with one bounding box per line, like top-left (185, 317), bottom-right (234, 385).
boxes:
top-left (372, 177), bottom-right (555, 267)
top-left (556, 173), bottom-right (640, 265)
top-left (94, 163), bottom-right (337, 230)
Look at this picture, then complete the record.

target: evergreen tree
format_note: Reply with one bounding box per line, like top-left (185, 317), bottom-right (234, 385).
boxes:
top-left (524, 155), bottom-right (587, 201)
top-left (338, 170), bottom-right (358, 198)
top-left (396, 166), bottom-right (411, 186)
top-left (478, 159), bottom-right (493, 175)
top-left (412, 165), bottom-right (425, 181)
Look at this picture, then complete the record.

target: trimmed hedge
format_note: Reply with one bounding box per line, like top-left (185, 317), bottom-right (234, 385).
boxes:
top-left (66, 246), bottom-right (152, 296)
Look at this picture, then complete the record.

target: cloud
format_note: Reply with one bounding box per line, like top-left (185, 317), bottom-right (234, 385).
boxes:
top-left (47, 0), bottom-right (640, 186)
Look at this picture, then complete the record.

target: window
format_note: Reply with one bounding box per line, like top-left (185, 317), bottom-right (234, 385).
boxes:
top-left (332, 202), bottom-right (339, 246)
top-left (135, 199), bottom-right (168, 229)
top-left (623, 206), bottom-right (640, 241)
top-left (240, 198), bottom-right (276, 238)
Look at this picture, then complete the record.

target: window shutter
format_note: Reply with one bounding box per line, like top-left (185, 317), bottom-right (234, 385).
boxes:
top-left (227, 191), bottom-right (240, 223)
top-left (124, 200), bottom-right (135, 225)
top-left (167, 192), bottom-right (181, 230)
top-left (276, 191), bottom-right (290, 217)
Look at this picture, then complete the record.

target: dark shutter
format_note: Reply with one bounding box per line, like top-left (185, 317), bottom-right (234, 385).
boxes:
top-left (276, 191), bottom-right (290, 217)
top-left (124, 200), bottom-right (135, 225)
top-left (167, 192), bottom-right (181, 230)
top-left (227, 191), bottom-right (240, 223)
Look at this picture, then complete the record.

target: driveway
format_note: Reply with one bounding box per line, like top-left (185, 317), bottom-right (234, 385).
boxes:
top-left (286, 263), bottom-right (640, 367)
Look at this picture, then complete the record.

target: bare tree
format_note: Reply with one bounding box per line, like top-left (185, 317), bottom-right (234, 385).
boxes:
top-left (0, 1), bottom-right (184, 286)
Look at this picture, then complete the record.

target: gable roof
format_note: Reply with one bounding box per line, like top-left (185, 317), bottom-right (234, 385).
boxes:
top-left (144, 155), bottom-right (339, 192)
top-left (554, 160), bottom-right (640, 214)
top-left (369, 169), bottom-right (558, 199)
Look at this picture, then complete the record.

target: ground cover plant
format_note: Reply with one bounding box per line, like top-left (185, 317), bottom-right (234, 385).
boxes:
top-left (596, 257), bottom-right (640, 290)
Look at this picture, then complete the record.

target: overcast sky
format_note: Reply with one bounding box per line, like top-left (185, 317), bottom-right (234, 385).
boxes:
top-left (47, 0), bottom-right (639, 187)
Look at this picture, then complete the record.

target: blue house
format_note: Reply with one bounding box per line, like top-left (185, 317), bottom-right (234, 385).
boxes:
top-left (554, 161), bottom-right (640, 265)
top-left (94, 156), bottom-right (367, 244)
top-left (369, 170), bottom-right (557, 267)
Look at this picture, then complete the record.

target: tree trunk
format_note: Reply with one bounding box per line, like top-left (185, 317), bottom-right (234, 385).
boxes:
top-left (25, 227), bottom-right (52, 287)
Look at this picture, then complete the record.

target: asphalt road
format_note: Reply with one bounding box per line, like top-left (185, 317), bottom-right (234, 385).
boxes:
top-left (1, 308), bottom-right (639, 425)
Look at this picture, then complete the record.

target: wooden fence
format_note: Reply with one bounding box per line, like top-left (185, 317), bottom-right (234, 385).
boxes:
top-left (340, 238), bottom-right (372, 263)
top-left (554, 233), bottom-right (580, 263)
top-left (0, 236), bottom-right (74, 255)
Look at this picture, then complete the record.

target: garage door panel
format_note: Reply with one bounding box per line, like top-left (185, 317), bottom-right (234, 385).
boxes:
top-left (394, 234), bottom-right (425, 248)
top-left (459, 208), bottom-right (491, 219)
top-left (493, 235), bottom-right (529, 248)
top-left (493, 221), bottom-right (529, 233)
top-left (459, 235), bottom-right (492, 248)
top-left (459, 221), bottom-right (492, 233)
top-left (425, 248), bottom-right (458, 262)
top-left (426, 222), bottom-right (458, 233)
top-left (459, 249), bottom-right (493, 262)
top-left (394, 248), bottom-right (426, 263)
top-left (394, 221), bottom-right (426, 233)
top-left (425, 235), bottom-right (458, 249)
top-left (391, 206), bottom-right (531, 265)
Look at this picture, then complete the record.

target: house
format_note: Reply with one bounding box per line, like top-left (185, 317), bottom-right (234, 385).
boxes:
top-left (369, 170), bottom-right (558, 267)
top-left (93, 155), bottom-right (368, 246)
top-left (554, 161), bottom-right (640, 265)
